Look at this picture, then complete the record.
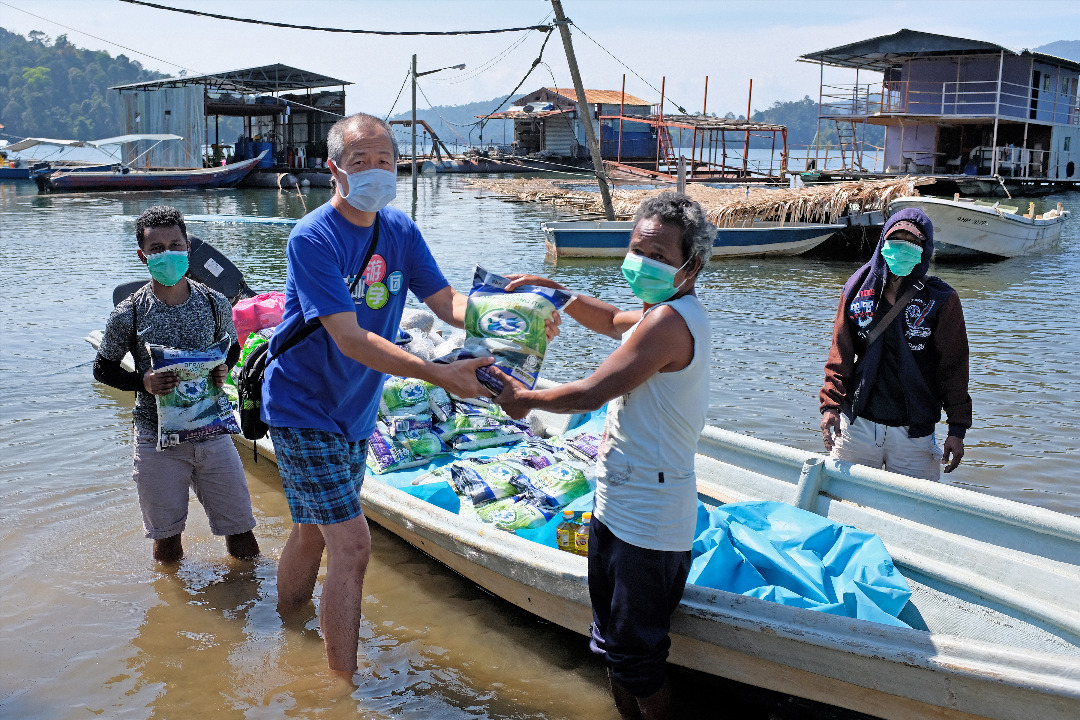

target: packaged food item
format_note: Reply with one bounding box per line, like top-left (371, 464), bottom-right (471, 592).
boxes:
top-left (450, 427), bottom-right (526, 451)
top-left (366, 425), bottom-right (448, 474)
top-left (474, 494), bottom-right (556, 531)
top-left (449, 459), bottom-right (528, 506)
top-left (380, 376), bottom-right (433, 418)
top-left (435, 414), bottom-right (506, 442)
top-left (449, 266), bottom-right (575, 393)
top-left (148, 337), bottom-right (241, 450)
top-left (428, 386), bottom-right (452, 421)
top-left (574, 511), bottom-right (592, 555)
top-left (385, 416), bottom-right (433, 436)
top-left (564, 432), bottom-right (601, 462)
top-left (520, 463), bottom-right (591, 508)
top-left (497, 439), bottom-right (563, 470)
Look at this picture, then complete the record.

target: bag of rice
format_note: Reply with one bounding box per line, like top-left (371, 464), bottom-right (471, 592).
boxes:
top-left (473, 494), bottom-right (557, 531)
top-left (564, 432), bottom-right (602, 462)
top-left (450, 427), bottom-right (526, 451)
top-left (445, 266), bottom-right (574, 393)
top-left (519, 462), bottom-right (591, 508)
top-left (449, 458), bottom-right (529, 506)
top-left (148, 337), bottom-right (241, 450)
top-left (366, 424), bottom-right (448, 474)
top-left (380, 376), bottom-right (433, 418)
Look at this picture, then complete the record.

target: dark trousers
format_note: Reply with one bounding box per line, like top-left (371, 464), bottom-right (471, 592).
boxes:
top-left (588, 515), bottom-right (691, 697)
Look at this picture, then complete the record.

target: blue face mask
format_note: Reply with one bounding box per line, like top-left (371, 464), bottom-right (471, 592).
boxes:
top-left (337, 168), bottom-right (397, 212)
top-left (621, 254), bottom-right (692, 304)
top-left (146, 250), bottom-right (189, 286)
top-left (881, 240), bottom-right (923, 277)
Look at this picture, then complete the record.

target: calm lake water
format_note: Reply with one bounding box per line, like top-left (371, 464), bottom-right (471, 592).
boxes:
top-left (1, 174), bottom-right (1078, 719)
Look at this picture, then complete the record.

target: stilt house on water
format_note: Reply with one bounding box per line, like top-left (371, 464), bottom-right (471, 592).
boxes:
top-left (110, 64), bottom-right (350, 183)
top-left (797, 29), bottom-right (1080, 194)
top-left (481, 86), bottom-right (789, 183)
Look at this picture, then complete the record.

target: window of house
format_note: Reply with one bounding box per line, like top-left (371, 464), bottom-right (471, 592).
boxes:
top-left (1065, 136), bottom-right (1072, 152)
top-left (1044, 75), bottom-right (1052, 92)
top-left (1064, 77), bottom-right (1070, 95)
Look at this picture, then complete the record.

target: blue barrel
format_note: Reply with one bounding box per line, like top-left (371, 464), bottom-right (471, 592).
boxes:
top-left (255, 141), bottom-right (274, 167)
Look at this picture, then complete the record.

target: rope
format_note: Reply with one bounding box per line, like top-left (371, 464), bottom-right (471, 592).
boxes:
top-left (120, 1), bottom-right (552, 35)
top-left (384, 71), bottom-right (412, 121)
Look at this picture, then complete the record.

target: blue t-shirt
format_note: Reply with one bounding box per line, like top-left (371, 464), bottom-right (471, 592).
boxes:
top-left (262, 203), bottom-right (448, 441)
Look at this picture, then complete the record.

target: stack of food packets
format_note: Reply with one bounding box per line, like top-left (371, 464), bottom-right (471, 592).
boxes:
top-left (366, 376), bottom-right (532, 475)
top-left (148, 337), bottom-right (242, 450)
top-left (412, 430), bottom-right (601, 532)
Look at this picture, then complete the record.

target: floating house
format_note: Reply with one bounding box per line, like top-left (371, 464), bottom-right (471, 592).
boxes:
top-left (481, 87), bottom-right (656, 161)
top-left (798, 29), bottom-right (1080, 192)
top-left (110, 64), bottom-right (350, 173)
top-left (481, 85), bottom-right (789, 183)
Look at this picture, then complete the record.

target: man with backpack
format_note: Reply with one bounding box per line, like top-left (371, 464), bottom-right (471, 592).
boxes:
top-left (93, 205), bottom-right (260, 563)
top-left (260, 113), bottom-right (497, 678)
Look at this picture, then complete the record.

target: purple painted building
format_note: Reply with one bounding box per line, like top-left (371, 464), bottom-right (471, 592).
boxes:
top-left (798, 29), bottom-right (1079, 187)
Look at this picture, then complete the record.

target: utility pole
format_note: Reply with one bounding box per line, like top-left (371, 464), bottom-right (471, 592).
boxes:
top-left (411, 54), bottom-right (418, 196)
top-left (551, 0), bottom-right (615, 221)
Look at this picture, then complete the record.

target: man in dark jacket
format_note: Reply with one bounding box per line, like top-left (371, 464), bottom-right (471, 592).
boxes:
top-left (819, 207), bottom-right (971, 481)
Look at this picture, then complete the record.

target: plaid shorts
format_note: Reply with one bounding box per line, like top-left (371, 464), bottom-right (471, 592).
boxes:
top-left (269, 426), bottom-right (368, 525)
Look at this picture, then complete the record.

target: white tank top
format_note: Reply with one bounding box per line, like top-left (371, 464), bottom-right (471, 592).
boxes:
top-left (593, 294), bottom-right (710, 551)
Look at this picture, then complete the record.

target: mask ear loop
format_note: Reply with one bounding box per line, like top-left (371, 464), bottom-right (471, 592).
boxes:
top-left (672, 254), bottom-right (698, 294)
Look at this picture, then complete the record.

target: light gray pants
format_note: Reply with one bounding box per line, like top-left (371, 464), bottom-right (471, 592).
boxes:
top-left (831, 415), bottom-right (943, 482)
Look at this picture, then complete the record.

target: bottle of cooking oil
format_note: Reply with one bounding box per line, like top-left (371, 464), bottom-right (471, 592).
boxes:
top-left (574, 512), bottom-right (592, 556)
top-left (556, 509), bottom-right (576, 553)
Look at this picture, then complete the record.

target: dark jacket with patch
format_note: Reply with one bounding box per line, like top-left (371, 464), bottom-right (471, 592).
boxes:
top-left (819, 208), bottom-right (972, 439)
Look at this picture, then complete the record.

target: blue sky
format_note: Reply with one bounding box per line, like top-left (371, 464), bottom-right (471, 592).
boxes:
top-left (2, 0), bottom-right (1078, 116)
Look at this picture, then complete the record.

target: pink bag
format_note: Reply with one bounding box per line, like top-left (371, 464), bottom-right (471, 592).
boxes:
top-left (232, 291), bottom-right (285, 342)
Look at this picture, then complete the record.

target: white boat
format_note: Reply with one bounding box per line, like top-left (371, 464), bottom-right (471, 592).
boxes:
top-left (84, 328), bottom-right (1080, 720)
top-left (888, 196), bottom-right (1070, 259)
top-left (541, 219), bottom-right (842, 258)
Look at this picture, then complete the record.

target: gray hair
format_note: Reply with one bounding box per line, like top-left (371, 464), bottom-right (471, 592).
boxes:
top-left (135, 205), bottom-right (186, 247)
top-left (632, 192), bottom-right (715, 265)
top-left (327, 113), bottom-right (398, 165)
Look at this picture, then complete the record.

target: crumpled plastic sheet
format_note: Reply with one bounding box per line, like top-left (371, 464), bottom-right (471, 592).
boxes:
top-left (689, 500), bottom-right (912, 627)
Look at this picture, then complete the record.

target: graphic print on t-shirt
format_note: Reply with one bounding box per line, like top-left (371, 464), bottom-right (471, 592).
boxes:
top-left (345, 253), bottom-right (396, 310)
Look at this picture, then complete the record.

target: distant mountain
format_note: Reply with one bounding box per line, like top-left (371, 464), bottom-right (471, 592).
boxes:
top-left (387, 95), bottom-right (523, 153)
top-left (1034, 40), bottom-right (1080, 63)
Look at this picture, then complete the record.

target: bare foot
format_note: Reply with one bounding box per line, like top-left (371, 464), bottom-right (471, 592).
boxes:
top-left (153, 535), bottom-right (183, 563)
top-left (226, 530), bottom-right (260, 559)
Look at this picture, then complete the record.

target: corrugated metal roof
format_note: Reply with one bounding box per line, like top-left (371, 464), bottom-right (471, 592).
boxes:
top-left (800, 29), bottom-right (1080, 73)
top-left (517, 87), bottom-right (651, 107)
top-left (111, 63), bottom-right (352, 93)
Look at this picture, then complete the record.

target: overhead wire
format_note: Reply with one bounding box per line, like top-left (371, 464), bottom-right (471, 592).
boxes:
top-left (384, 71), bottom-right (412, 120)
top-left (569, 20), bottom-right (691, 115)
top-left (119, 0), bottom-right (553, 36)
top-left (446, 12), bottom-right (552, 85)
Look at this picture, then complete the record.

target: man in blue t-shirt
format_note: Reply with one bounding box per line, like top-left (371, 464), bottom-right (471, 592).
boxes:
top-left (262, 112), bottom-right (494, 677)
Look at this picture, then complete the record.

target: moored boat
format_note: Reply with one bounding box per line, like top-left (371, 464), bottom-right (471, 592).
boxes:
top-left (541, 219), bottom-right (843, 258)
top-left (35, 152), bottom-right (266, 194)
top-left (85, 324), bottom-right (1080, 719)
top-left (888, 196), bottom-right (1070, 259)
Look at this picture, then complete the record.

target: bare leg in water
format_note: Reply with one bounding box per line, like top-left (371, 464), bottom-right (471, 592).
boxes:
top-left (277, 515), bottom-right (372, 676)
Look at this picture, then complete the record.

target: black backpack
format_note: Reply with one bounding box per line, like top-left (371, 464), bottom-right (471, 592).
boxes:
top-left (236, 216), bottom-right (379, 456)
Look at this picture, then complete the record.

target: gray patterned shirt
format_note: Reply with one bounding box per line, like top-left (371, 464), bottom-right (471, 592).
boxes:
top-left (98, 280), bottom-right (237, 434)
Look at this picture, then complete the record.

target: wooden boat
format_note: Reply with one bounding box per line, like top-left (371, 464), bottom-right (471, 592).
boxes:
top-left (888, 196), bottom-right (1069, 259)
top-left (541, 219), bottom-right (842, 258)
top-left (34, 151), bottom-right (266, 194)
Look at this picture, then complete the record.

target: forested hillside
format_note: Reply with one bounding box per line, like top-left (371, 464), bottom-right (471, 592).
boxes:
top-left (0, 28), bottom-right (165, 141)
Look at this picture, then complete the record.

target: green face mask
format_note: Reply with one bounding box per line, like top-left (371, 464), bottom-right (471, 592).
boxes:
top-left (146, 250), bottom-right (189, 286)
top-left (621, 253), bottom-right (691, 304)
top-left (880, 240), bottom-right (922, 277)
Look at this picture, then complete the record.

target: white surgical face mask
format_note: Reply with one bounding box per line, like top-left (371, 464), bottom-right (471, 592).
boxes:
top-left (337, 168), bottom-right (397, 212)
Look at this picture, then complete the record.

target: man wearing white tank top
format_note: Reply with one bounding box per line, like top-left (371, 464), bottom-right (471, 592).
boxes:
top-left (493, 193), bottom-right (714, 720)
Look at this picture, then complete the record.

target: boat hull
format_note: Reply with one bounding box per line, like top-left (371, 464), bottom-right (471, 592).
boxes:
top-left (889, 197), bottom-right (1068, 259)
top-left (541, 220), bottom-right (842, 258)
top-left (85, 329), bottom-right (1080, 720)
top-left (35, 153), bottom-right (265, 193)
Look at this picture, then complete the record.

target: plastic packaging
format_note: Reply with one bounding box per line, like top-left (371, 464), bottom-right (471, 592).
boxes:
top-left (556, 510), bottom-right (577, 553)
top-left (231, 291), bottom-right (285, 343)
top-left (148, 336), bottom-right (241, 450)
top-left (445, 266), bottom-right (574, 393)
top-left (574, 511), bottom-right (592, 556)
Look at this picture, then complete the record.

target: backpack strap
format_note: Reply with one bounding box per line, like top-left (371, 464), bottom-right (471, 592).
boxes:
top-left (269, 213), bottom-right (380, 364)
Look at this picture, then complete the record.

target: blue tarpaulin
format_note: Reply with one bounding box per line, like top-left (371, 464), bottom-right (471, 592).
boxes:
top-left (689, 501), bottom-right (912, 627)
